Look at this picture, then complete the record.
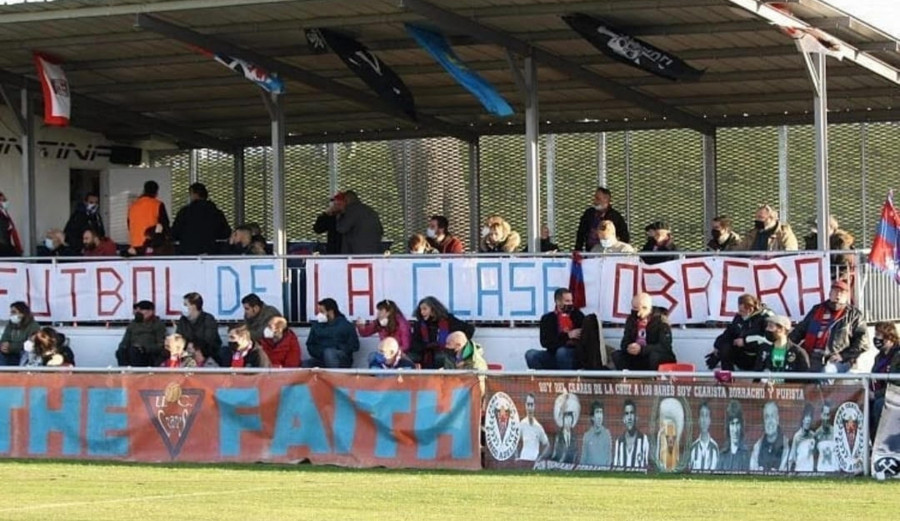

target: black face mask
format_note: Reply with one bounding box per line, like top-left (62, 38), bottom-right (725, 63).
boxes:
top-left (711, 229), bottom-right (723, 240)
top-left (630, 310), bottom-right (640, 319)
top-left (561, 305), bottom-right (574, 314)
top-left (764, 331), bottom-right (777, 343)
top-left (754, 220), bottom-right (766, 230)
top-left (228, 341), bottom-right (240, 351)
top-left (133, 312), bottom-right (144, 323)
top-left (873, 337), bottom-right (885, 350)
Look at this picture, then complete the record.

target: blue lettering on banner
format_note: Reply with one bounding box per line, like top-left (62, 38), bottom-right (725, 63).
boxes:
top-left (270, 385), bottom-right (330, 456)
top-left (447, 262), bottom-right (471, 317)
top-left (0, 387), bottom-right (24, 453)
top-left (411, 262), bottom-right (441, 313)
top-left (250, 264), bottom-right (275, 295)
top-left (332, 387), bottom-right (357, 454)
top-left (29, 387), bottom-right (81, 456)
top-left (476, 262), bottom-right (503, 316)
top-left (354, 390), bottom-right (412, 459)
top-left (217, 266), bottom-right (241, 315)
top-left (86, 388), bottom-right (128, 456)
top-left (542, 261), bottom-right (568, 313)
top-left (509, 262), bottom-right (537, 317)
top-left (216, 388), bottom-right (262, 457)
top-left (414, 388), bottom-right (473, 460)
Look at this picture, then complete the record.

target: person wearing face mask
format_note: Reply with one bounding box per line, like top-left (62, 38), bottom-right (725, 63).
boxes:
top-left (369, 336), bottom-right (416, 370)
top-left (226, 325), bottom-right (270, 368)
top-left (709, 294), bottom-right (772, 371)
top-left (479, 215), bottom-right (521, 253)
top-left (589, 220), bottom-right (635, 254)
top-left (869, 321), bottom-right (900, 441)
top-left (540, 224), bottom-right (559, 253)
top-left (240, 293), bottom-right (282, 343)
top-left (754, 315), bottom-right (809, 377)
top-left (407, 233), bottom-right (436, 254)
top-left (0, 191), bottom-right (22, 257)
top-left (303, 298), bottom-right (359, 368)
top-left (525, 288), bottom-right (585, 370)
top-left (357, 299), bottom-right (411, 364)
top-left (640, 221), bottom-right (677, 265)
top-left (25, 327), bottom-right (71, 367)
top-left (64, 192), bottom-right (105, 252)
top-left (37, 229), bottom-right (79, 257)
top-left (706, 216), bottom-right (741, 252)
top-left (789, 279), bottom-right (868, 373)
top-left (171, 183), bottom-right (231, 256)
top-left (803, 215), bottom-right (856, 280)
top-left (426, 215), bottom-right (465, 254)
top-left (260, 316), bottom-right (301, 368)
top-left (175, 292), bottom-right (223, 365)
top-left (576, 186), bottom-right (630, 252)
top-left (614, 293), bottom-right (676, 371)
top-left (740, 204), bottom-right (798, 252)
top-left (115, 300), bottom-right (166, 367)
top-left (0, 302), bottom-right (40, 366)
top-left (81, 228), bottom-right (119, 257)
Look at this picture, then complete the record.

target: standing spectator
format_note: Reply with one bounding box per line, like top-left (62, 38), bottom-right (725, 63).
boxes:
top-left (369, 337), bottom-right (416, 369)
top-left (590, 220), bottom-right (635, 254)
top-left (228, 226), bottom-right (253, 255)
top-left (161, 334), bottom-right (198, 368)
top-left (37, 229), bottom-right (79, 257)
top-left (640, 221), bottom-right (677, 265)
top-left (709, 294), bottom-right (772, 371)
top-left (127, 180), bottom-right (170, 249)
top-left (525, 288), bottom-right (584, 370)
top-left (718, 400), bottom-right (750, 471)
top-left (176, 292), bottom-right (223, 366)
top-left (261, 316), bottom-right (301, 368)
top-left (707, 216), bottom-right (741, 252)
top-left (0, 191), bottom-right (22, 257)
top-left (740, 204), bottom-right (798, 252)
top-left (171, 183), bottom-right (231, 255)
top-left (241, 293), bottom-right (282, 343)
top-left (64, 192), bottom-right (105, 252)
top-left (576, 187), bottom-right (629, 251)
top-left (226, 325), bottom-right (270, 368)
top-left (82, 228), bottom-right (118, 257)
top-left (789, 279), bottom-right (867, 372)
top-left (411, 296), bottom-right (475, 369)
top-left (479, 215), bottom-right (521, 253)
top-left (803, 216), bottom-right (856, 280)
top-left (303, 298), bottom-right (359, 368)
top-left (869, 321), bottom-right (900, 440)
top-left (426, 215), bottom-right (465, 254)
top-left (115, 301), bottom-right (166, 367)
top-left (540, 224), bottom-right (559, 253)
top-left (356, 299), bottom-right (411, 364)
top-left (0, 302), bottom-right (40, 366)
top-left (128, 224), bottom-right (173, 256)
top-left (407, 233), bottom-right (436, 254)
top-left (336, 190), bottom-right (384, 254)
top-left (755, 315), bottom-right (810, 375)
top-left (614, 293), bottom-right (676, 371)
top-left (312, 192), bottom-right (344, 254)
top-left (580, 400), bottom-right (612, 467)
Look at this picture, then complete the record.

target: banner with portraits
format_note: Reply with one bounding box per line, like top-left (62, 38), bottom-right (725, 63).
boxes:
top-left (483, 376), bottom-right (865, 476)
top-left (872, 383), bottom-right (900, 480)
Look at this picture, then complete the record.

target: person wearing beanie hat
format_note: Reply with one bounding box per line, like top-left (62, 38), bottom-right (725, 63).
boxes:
top-left (754, 315), bottom-right (809, 375)
top-left (115, 300), bottom-right (166, 367)
top-left (640, 220), bottom-right (677, 265)
top-left (789, 279), bottom-right (868, 372)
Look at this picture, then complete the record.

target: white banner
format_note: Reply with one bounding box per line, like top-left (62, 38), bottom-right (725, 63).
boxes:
top-left (306, 254), bottom-right (830, 323)
top-left (0, 259), bottom-right (281, 322)
top-left (34, 53), bottom-right (71, 127)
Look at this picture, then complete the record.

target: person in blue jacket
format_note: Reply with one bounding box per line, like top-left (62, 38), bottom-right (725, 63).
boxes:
top-left (303, 298), bottom-right (359, 368)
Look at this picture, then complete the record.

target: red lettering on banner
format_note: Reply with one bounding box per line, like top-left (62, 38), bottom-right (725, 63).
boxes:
top-left (164, 268), bottom-right (179, 316)
top-left (132, 267), bottom-right (156, 305)
top-left (680, 261), bottom-right (713, 320)
top-left (60, 268), bottom-right (87, 316)
top-left (347, 263), bottom-right (374, 317)
top-left (794, 257), bottom-right (826, 316)
top-left (0, 267), bottom-right (17, 299)
top-left (720, 260), bottom-right (751, 316)
top-left (753, 263), bottom-right (789, 315)
top-left (612, 263), bottom-right (640, 320)
top-left (97, 267), bottom-right (124, 316)
top-left (25, 268), bottom-right (51, 318)
top-left (641, 268), bottom-right (677, 314)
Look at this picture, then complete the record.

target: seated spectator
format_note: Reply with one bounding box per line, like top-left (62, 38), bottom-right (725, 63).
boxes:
top-left (613, 293), bottom-right (676, 371)
top-left (479, 215), bottom-right (521, 253)
top-left (640, 221), bottom-right (677, 265)
top-left (411, 296), bottom-right (475, 369)
top-left (82, 228), bottom-right (118, 257)
top-left (261, 316), bottom-right (301, 368)
top-left (754, 315), bottom-right (810, 376)
top-left (357, 299), bottom-right (411, 365)
top-left (576, 186), bottom-right (630, 251)
top-left (803, 215), bottom-right (855, 280)
top-left (590, 220), bottom-right (635, 254)
top-left (709, 294), bottom-right (772, 371)
top-left (540, 224), bottom-right (558, 253)
top-left (303, 298), bottom-right (359, 368)
top-left (116, 301), bottom-right (166, 367)
top-left (245, 222), bottom-right (263, 237)
top-left (707, 216), bottom-right (741, 252)
top-left (1, 301), bottom-right (40, 366)
top-left (408, 233), bottom-right (436, 254)
top-left (313, 193), bottom-right (343, 254)
top-left (241, 293), bottom-right (282, 342)
top-left (369, 337), bottom-right (416, 370)
top-left (171, 182), bottom-right (231, 255)
top-left (446, 330), bottom-right (487, 371)
top-left (228, 226), bottom-right (253, 255)
top-left (38, 229), bottom-right (79, 257)
top-left (426, 215), bottom-right (465, 253)
top-left (870, 321), bottom-right (900, 440)
top-left (525, 288), bottom-right (584, 370)
top-left (249, 235), bottom-right (269, 255)
top-left (176, 292), bottom-right (223, 366)
top-left (27, 327), bottom-right (72, 367)
top-left (162, 334), bottom-right (198, 369)
top-left (789, 279), bottom-right (867, 372)
top-left (226, 324), bottom-right (270, 368)
top-left (64, 192), bottom-right (105, 252)
top-left (740, 204), bottom-right (798, 252)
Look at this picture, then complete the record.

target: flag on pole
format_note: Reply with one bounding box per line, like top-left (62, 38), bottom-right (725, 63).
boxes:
top-left (33, 53), bottom-right (71, 126)
top-left (569, 251), bottom-right (587, 309)
top-left (869, 190), bottom-right (900, 284)
top-left (210, 53), bottom-right (285, 94)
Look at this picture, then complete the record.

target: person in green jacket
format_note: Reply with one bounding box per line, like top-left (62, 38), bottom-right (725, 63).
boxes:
top-left (446, 331), bottom-right (487, 396)
top-left (116, 300), bottom-right (166, 367)
top-left (0, 301), bottom-right (40, 366)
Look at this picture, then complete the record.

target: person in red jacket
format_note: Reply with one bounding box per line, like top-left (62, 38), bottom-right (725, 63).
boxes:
top-left (426, 215), bottom-right (465, 254)
top-left (260, 316), bottom-right (301, 368)
top-left (82, 228), bottom-right (119, 257)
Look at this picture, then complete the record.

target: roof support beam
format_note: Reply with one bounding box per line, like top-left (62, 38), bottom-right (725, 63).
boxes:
top-left (399, 0), bottom-right (715, 135)
top-left (134, 13), bottom-right (477, 143)
top-left (0, 0), bottom-right (307, 24)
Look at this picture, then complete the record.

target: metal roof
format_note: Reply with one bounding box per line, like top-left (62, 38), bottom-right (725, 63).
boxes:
top-left (0, 0), bottom-right (899, 149)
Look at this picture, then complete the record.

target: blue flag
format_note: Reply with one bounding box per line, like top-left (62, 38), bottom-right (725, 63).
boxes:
top-left (405, 24), bottom-right (513, 117)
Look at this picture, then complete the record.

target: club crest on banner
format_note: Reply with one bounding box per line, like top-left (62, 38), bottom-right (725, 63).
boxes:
top-left (834, 402), bottom-right (865, 474)
top-left (484, 392), bottom-right (520, 461)
top-left (140, 383), bottom-right (204, 459)
top-left (874, 457), bottom-right (900, 481)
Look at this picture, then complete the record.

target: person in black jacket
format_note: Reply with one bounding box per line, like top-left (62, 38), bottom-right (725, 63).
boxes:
top-left (171, 183), bottom-right (231, 255)
top-left (614, 293), bottom-right (676, 371)
top-left (640, 221), bottom-right (678, 265)
top-left (312, 193), bottom-right (344, 254)
top-left (754, 315), bottom-right (810, 377)
top-left (709, 294), bottom-right (772, 371)
top-left (411, 296), bottom-right (474, 369)
top-left (64, 192), bottom-right (105, 252)
top-left (789, 279), bottom-right (868, 372)
top-left (525, 288), bottom-right (584, 370)
top-left (175, 292), bottom-right (224, 366)
top-left (575, 187), bottom-right (629, 251)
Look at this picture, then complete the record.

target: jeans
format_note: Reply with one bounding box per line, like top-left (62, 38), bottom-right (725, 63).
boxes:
top-left (525, 347), bottom-right (578, 370)
top-left (302, 348), bottom-right (352, 368)
top-left (0, 352), bottom-right (20, 366)
top-left (612, 349), bottom-right (676, 371)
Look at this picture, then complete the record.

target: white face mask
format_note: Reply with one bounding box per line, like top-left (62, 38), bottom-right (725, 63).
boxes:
top-left (412, 248), bottom-right (425, 254)
top-left (263, 327), bottom-right (275, 339)
top-left (481, 226), bottom-right (491, 238)
top-left (600, 238), bottom-right (614, 248)
top-left (183, 305), bottom-right (192, 317)
top-left (86, 203), bottom-right (98, 213)
top-left (23, 340), bottom-right (34, 353)
top-left (595, 204), bottom-right (606, 212)
top-left (425, 228), bottom-right (437, 239)
top-left (0, 201), bottom-right (8, 211)
top-left (315, 312), bottom-right (328, 323)
top-left (43, 238), bottom-right (55, 250)
top-left (9, 314), bottom-right (20, 325)
top-left (378, 317), bottom-right (388, 327)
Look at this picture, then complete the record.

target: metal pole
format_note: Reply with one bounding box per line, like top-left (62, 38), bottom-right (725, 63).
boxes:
top-left (468, 140), bottom-right (481, 250)
top-left (702, 132), bottom-right (718, 242)
top-left (189, 148), bottom-right (199, 184)
top-left (778, 125), bottom-right (790, 225)
top-left (545, 134), bottom-right (556, 238)
top-left (524, 56), bottom-right (540, 253)
top-left (327, 142), bottom-right (339, 196)
top-left (860, 122), bottom-right (868, 246)
top-left (598, 132), bottom-right (608, 188)
top-left (813, 53), bottom-right (830, 252)
top-left (863, 377), bottom-right (871, 476)
top-left (624, 130), bottom-right (633, 234)
top-left (233, 147), bottom-right (245, 226)
top-left (269, 93), bottom-right (286, 258)
top-left (20, 88), bottom-right (35, 255)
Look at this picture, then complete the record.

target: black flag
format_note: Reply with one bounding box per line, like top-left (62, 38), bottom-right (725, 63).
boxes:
top-left (305, 28), bottom-right (417, 120)
top-left (562, 13), bottom-right (703, 81)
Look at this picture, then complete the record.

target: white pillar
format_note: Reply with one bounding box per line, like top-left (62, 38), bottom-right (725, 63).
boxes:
top-left (523, 56), bottom-right (540, 253)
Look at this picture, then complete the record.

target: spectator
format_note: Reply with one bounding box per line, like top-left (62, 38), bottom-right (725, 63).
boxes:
top-left (64, 192), bottom-right (105, 252)
top-left (614, 293), bottom-right (676, 371)
top-left (228, 226), bottom-right (253, 255)
top-left (426, 215), bottom-right (465, 254)
top-left (870, 321), bottom-right (900, 440)
top-left (37, 229), bottom-right (79, 257)
top-left (749, 402), bottom-right (789, 471)
top-left (162, 334), bottom-right (198, 369)
top-left (789, 279), bottom-right (867, 372)
top-left (336, 190), bottom-right (384, 254)
top-left (707, 216), bottom-right (741, 252)
top-left (303, 298), bottom-right (359, 368)
top-left (312, 192), bottom-right (344, 254)
top-left (740, 204), bottom-right (798, 252)
top-left (82, 228), bottom-right (118, 257)
top-left (718, 400), bottom-right (750, 471)
top-left (590, 220), bottom-right (635, 254)
top-left (525, 288), bottom-right (584, 370)
top-left (754, 315), bottom-right (810, 376)
top-left (115, 300), bottom-right (166, 367)
top-left (226, 324), bottom-right (270, 368)
top-left (28, 327), bottom-right (71, 367)
top-left (261, 316), bottom-right (301, 368)
top-left (446, 330), bottom-right (487, 370)
top-left (0, 302), bottom-right (40, 366)
top-left (408, 233), bottom-right (436, 254)
top-left (171, 183), bottom-right (231, 255)
top-left (576, 186), bottom-right (629, 251)
top-left (127, 180), bottom-right (170, 249)
top-left (803, 215), bottom-right (855, 280)
top-left (127, 224), bottom-right (173, 256)
top-left (479, 215), bottom-right (521, 253)
top-left (176, 292), bottom-right (223, 366)
top-left (0, 191), bottom-right (22, 257)
top-left (356, 299), bottom-right (412, 365)
top-left (249, 235), bottom-right (268, 255)
top-left (369, 336), bottom-right (416, 370)
top-left (540, 224), bottom-right (559, 253)
top-left (245, 223), bottom-right (263, 237)
top-left (241, 293), bottom-right (282, 342)
top-left (709, 294), bottom-right (772, 371)
top-left (411, 296), bottom-right (475, 369)
top-left (640, 221), bottom-right (677, 265)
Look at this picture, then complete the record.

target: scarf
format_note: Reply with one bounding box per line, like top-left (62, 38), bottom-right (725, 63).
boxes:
top-left (231, 348), bottom-right (250, 368)
top-left (803, 305), bottom-right (846, 352)
top-left (166, 357), bottom-right (180, 368)
top-left (557, 310), bottom-right (573, 333)
top-left (455, 340), bottom-right (475, 364)
top-left (636, 317), bottom-right (648, 347)
top-left (419, 318), bottom-right (450, 348)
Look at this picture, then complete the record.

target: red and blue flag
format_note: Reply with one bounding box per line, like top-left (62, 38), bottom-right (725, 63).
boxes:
top-left (869, 190), bottom-right (900, 284)
top-left (569, 251), bottom-right (586, 309)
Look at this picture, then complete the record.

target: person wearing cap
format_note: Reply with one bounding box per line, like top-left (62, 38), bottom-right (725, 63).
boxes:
top-left (115, 300), bottom-right (166, 367)
top-left (171, 182), bottom-right (231, 255)
top-left (312, 192), bottom-right (344, 255)
top-left (754, 315), bottom-right (810, 375)
top-left (640, 221), bottom-right (677, 265)
top-left (575, 186), bottom-right (630, 251)
top-left (789, 279), bottom-right (868, 373)
top-left (335, 190), bottom-right (384, 254)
